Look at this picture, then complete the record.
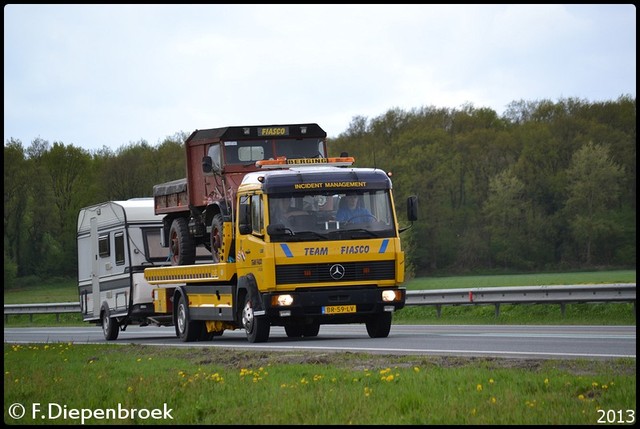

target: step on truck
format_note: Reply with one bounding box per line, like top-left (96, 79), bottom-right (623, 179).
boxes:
top-left (82, 123), bottom-right (418, 342)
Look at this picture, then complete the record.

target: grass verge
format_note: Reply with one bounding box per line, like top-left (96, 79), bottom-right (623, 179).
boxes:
top-left (4, 343), bottom-right (636, 425)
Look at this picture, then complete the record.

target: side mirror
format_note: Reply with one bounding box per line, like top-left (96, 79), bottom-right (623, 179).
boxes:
top-left (407, 195), bottom-right (418, 221)
top-left (267, 224), bottom-right (287, 236)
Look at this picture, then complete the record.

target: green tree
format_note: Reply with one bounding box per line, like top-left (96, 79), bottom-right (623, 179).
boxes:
top-left (483, 169), bottom-right (527, 269)
top-left (39, 142), bottom-right (92, 275)
top-left (4, 139), bottom-right (31, 277)
top-left (564, 142), bottom-right (624, 265)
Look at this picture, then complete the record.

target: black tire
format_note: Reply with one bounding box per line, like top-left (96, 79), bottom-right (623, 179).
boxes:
top-left (241, 294), bottom-right (270, 343)
top-left (303, 322), bottom-right (320, 337)
top-left (285, 320), bottom-right (319, 338)
top-left (365, 312), bottom-right (392, 338)
top-left (175, 295), bottom-right (200, 342)
top-left (101, 306), bottom-right (119, 341)
top-left (210, 214), bottom-right (224, 263)
top-left (284, 322), bottom-right (303, 338)
top-left (169, 218), bottom-right (195, 266)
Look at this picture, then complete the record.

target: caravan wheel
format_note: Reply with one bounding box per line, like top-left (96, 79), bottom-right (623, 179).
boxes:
top-left (101, 306), bottom-right (119, 341)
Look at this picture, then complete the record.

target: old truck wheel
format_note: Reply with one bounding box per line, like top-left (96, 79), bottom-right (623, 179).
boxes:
top-left (241, 294), bottom-right (270, 343)
top-left (210, 214), bottom-right (224, 263)
top-left (365, 312), bottom-right (392, 338)
top-left (101, 306), bottom-right (119, 341)
top-left (169, 218), bottom-right (195, 266)
top-left (175, 295), bottom-right (199, 342)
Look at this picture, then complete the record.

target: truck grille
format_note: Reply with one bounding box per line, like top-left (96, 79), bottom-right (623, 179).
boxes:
top-left (276, 261), bottom-right (395, 285)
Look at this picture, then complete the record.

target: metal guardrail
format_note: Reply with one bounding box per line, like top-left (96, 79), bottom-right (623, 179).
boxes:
top-left (405, 283), bottom-right (636, 317)
top-left (4, 284), bottom-right (636, 321)
top-left (4, 302), bottom-right (81, 322)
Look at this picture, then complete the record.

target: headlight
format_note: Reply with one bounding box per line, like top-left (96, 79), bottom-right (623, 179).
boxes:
top-left (381, 290), bottom-right (399, 302)
top-left (272, 294), bottom-right (294, 306)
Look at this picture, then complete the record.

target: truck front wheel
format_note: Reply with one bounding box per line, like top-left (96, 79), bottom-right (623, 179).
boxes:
top-left (365, 312), bottom-right (392, 338)
top-left (169, 218), bottom-right (195, 266)
top-left (241, 294), bottom-right (270, 343)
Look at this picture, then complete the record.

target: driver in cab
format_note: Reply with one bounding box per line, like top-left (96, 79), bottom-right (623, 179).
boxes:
top-left (336, 194), bottom-right (373, 223)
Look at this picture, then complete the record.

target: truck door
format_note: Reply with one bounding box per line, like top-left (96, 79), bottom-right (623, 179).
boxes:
top-left (236, 194), bottom-right (267, 289)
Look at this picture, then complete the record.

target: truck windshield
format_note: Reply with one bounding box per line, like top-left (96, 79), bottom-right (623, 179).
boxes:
top-left (223, 138), bottom-right (325, 164)
top-left (268, 190), bottom-right (396, 242)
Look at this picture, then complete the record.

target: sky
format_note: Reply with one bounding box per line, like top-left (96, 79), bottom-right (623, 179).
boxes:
top-left (4, 4), bottom-right (636, 152)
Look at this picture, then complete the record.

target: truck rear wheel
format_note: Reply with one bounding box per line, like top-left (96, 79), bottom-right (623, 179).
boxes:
top-left (365, 312), bottom-right (392, 338)
top-left (241, 294), bottom-right (270, 343)
top-left (169, 218), bottom-right (195, 266)
top-left (175, 295), bottom-right (200, 342)
top-left (101, 306), bottom-right (119, 341)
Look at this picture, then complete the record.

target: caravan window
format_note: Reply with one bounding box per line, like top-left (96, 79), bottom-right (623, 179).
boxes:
top-left (114, 232), bottom-right (125, 266)
top-left (98, 234), bottom-right (110, 258)
top-left (143, 229), bottom-right (166, 260)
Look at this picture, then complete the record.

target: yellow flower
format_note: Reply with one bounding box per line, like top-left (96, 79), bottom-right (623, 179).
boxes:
top-left (476, 384), bottom-right (483, 392)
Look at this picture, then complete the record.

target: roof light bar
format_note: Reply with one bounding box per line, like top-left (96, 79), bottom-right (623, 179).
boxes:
top-left (255, 157), bottom-right (355, 169)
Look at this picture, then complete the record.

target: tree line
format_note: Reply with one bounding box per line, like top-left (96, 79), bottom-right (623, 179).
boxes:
top-left (4, 96), bottom-right (635, 285)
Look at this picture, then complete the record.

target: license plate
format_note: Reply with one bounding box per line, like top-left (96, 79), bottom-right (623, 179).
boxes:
top-left (322, 305), bottom-right (356, 314)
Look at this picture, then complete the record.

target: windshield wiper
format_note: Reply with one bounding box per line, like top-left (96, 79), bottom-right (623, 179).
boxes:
top-left (346, 228), bottom-right (380, 238)
top-left (290, 230), bottom-right (328, 240)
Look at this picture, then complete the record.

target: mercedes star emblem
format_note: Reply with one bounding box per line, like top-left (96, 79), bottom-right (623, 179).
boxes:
top-left (329, 264), bottom-right (345, 280)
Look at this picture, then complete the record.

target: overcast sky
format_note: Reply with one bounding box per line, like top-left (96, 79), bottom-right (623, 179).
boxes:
top-left (4, 4), bottom-right (636, 152)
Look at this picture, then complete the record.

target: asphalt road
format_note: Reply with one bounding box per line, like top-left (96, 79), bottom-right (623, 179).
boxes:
top-left (3, 324), bottom-right (635, 360)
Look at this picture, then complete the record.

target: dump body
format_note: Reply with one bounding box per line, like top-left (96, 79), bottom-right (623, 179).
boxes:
top-left (153, 124), bottom-right (328, 265)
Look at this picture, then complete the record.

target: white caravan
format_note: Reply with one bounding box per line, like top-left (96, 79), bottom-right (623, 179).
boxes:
top-left (77, 199), bottom-right (173, 340)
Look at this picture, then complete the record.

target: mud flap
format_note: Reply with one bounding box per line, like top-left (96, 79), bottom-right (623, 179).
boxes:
top-left (237, 273), bottom-right (265, 315)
